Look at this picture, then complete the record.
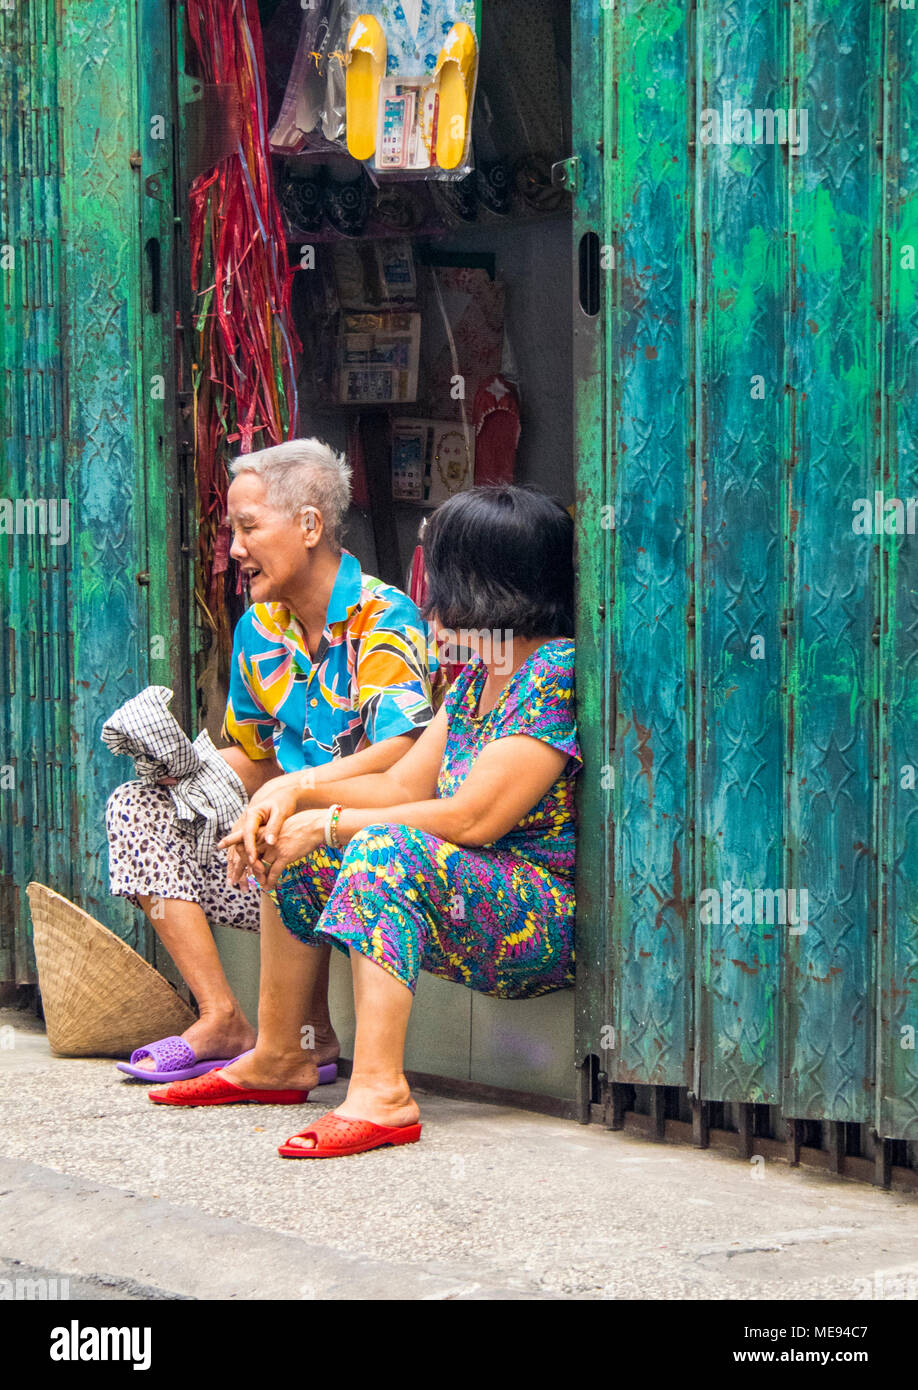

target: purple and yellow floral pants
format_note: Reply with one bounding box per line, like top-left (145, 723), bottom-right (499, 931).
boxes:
top-left (272, 824), bottom-right (575, 1000)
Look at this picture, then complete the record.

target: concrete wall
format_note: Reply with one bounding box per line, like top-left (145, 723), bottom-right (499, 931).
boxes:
top-left (215, 926), bottom-right (576, 1101)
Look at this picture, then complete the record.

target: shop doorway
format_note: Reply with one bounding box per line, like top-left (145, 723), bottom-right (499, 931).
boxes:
top-left (184, 0), bottom-right (583, 1102)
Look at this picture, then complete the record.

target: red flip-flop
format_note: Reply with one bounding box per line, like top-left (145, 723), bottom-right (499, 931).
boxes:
top-left (149, 1068), bottom-right (311, 1108)
top-left (278, 1111), bottom-right (422, 1159)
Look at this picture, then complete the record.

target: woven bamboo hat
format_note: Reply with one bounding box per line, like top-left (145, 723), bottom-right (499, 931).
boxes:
top-left (26, 882), bottom-right (196, 1057)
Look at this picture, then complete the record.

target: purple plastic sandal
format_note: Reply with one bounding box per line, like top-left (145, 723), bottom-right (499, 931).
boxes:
top-left (116, 1036), bottom-right (233, 1084)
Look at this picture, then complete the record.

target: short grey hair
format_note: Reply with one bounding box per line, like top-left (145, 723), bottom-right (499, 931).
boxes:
top-left (230, 438), bottom-right (352, 548)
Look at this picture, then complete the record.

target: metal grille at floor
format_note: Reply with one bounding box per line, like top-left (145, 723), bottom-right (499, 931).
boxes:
top-left (580, 1078), bottom-right (918, 1194)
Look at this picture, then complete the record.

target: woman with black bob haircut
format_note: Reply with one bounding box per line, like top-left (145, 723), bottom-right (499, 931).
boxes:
top-left (422, 484), bottom-right (574, 640)
top-left (154, 485), bottom-right (581, 1163)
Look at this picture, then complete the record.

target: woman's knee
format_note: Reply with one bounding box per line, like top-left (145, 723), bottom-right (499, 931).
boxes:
top-left (105, 779), bottom-right (171, 820)
top-left (341, 822), bottom-right (429, 865)
top-left (105, 780), bottom-right (182, 865)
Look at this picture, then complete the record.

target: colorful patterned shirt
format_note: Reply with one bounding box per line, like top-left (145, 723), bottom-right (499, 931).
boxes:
top-left (224, 550), bottom-right (438, 771)
top-left (437, 638), bottom-right (580, 879)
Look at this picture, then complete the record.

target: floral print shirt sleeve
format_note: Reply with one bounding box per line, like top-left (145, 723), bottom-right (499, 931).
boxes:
top-left (485, 645), bottom-right (580, 769)
top-left (438, 638), bottom-right (580, 878)
top-left (223, 609), bottom-right (279, 761)
top-left (351, 588), bottom-right (441, 744)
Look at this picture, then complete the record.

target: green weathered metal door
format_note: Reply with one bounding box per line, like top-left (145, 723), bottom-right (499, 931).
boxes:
top-left (573, 0), bottom-right (918, 1140)
top-left (0, 0), bottom-right (184, 981)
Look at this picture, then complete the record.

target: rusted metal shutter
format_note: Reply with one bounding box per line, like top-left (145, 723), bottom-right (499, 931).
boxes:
top-left (0, 0), bottom-right (68, 982)
top-left (573, 0), bottom-right (918, 1139)
top-left (0, 0), bottom-right (184, 982)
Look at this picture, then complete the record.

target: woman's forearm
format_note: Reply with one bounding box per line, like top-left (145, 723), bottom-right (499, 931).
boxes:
top-left (294, 735), bottom-right (419, 810)
top-left (335, 797), bottom-right (491, 850)
top-left (309, 734), bottom-right (416, 786)
top-left (296, 769), bottom-right (417, 812)
top-left (218, 745), bottom-right (282, 798)
top-left (328, 739), bottom-right (569, 848)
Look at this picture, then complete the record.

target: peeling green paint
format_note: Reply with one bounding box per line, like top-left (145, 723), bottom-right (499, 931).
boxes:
top-left (575, 0), bottom-right (918, 1133)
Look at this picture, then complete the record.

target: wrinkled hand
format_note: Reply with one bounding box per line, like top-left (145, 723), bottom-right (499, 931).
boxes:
top-left (249, 767), bottom-right (315, 818)
top-left (224, 836), bottom-right (253, 888)
top-left (219, 771), bottom-right (316, 881)
top-left (254, 809), bottom-right (327, 890)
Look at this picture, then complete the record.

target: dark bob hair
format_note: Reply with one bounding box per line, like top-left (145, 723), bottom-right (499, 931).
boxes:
top-left (421, 485), bottom-right (574, 638)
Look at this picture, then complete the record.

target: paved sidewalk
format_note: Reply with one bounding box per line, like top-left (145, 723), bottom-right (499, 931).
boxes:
top-left (2, 1007), bottom-right (918, 1301)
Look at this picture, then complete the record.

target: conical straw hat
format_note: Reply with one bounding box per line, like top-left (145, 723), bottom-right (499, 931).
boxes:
top-left (26, 882), bottom-right (196, 1057)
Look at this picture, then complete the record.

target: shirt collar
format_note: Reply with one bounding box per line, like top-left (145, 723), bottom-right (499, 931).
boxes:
top-left (325, 550), bottom-right (363, 628)
top-left (278, 551), bottom-right (363, 674)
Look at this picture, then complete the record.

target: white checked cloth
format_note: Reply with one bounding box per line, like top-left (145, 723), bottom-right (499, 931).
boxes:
top-left (101, 686), bottom-right (247, 864)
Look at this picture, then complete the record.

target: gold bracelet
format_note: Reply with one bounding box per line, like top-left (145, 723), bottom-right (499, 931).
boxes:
top-left (328, 803), bottom-right (343, 850)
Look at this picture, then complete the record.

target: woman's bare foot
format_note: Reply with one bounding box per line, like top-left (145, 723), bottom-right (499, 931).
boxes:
top-left (132, 1005), bottom-right (256, 1072)
top-left (216, 1041), bottom-right (333, 1093)
top-left (283, 1076), bottom-right (420, 1150)
top-left (300, 1025), bottom-right (340, 1071)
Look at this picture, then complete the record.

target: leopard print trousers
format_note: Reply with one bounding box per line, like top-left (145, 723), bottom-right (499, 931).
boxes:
top-left (106, 780), bottom-right (261, 931)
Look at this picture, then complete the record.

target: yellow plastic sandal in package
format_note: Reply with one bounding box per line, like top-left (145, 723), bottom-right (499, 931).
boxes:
top-left (434, 22), bottom-right (477, 170)
top-left (346, 15), bottom-right (387, 160)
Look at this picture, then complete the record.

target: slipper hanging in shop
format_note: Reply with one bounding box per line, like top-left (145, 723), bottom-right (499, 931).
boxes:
top-left (434, 22), bottom-right (478, 171)
top-left (116, 1035), bottom-right (234, 1084)
top-left (324, 165), bottom-right (372, 237)
top-left (149, 1068), bottom-right (313, 1107)
top-left (513, 153), bottom-right (565, 215)
top-left (473, 374), bottom-right (521, 486)
top-left (431, 168), bottom-right (478, 224)
top-left (278, 167), bottom-right (326, 235)
top-left (476, 158), bottom-right (511, 217)
top-left (278, 1111), bottom-right (422, 1159)
top-left (345, 15), bottom-right (386, 161)
top-left (373, 182), bottom-right (422, 234)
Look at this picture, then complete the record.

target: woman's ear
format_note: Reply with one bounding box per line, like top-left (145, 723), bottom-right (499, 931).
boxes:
top-left (300, 507), bottom-right (324, 547)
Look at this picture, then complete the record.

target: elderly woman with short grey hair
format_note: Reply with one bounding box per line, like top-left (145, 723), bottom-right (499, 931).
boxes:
top-left (105, 438), bottom-right (438, 1083)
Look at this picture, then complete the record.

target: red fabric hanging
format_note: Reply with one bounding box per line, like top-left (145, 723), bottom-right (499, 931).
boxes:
top-left (185, 0), bottom-right (301, 657)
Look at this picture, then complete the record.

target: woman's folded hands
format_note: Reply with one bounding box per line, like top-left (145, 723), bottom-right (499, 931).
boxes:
top-left (219, 772), bottom-right (322, 889)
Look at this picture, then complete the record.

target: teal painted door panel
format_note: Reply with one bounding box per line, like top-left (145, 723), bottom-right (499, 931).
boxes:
top-left (783, 0), bottom-right (881, 1123)
top-left (571, 0), bottom-right (613, 1074)
top-left (697, 0), bottom-right (787, 1107)
top-left (0, 1), bottom-right (68, 981)
top-left (879, 4), bottom-right (918, 1141)
top-left (608, 0), bottom-right (696, 1089)
top-left (0, 0), bottom-right (182, 981)
top-left (573, 0), bottom-right (917, 1132)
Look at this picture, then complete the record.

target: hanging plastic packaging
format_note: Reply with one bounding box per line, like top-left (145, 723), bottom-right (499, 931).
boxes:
top-left (269, 0), bottom-right (351, 153)
top-left (270, 0), bottom-right (479, 181)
